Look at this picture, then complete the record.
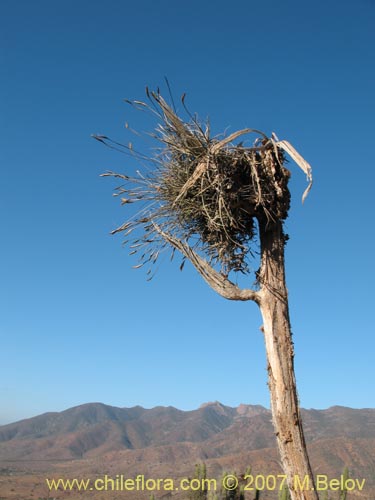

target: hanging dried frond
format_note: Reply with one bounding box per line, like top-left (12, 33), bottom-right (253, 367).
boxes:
top-left (95, 90), bottom-right (312, 278)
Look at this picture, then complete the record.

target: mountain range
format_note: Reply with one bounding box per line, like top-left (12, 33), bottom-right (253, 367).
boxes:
top-left (0, 402), bottom-right (374, 499)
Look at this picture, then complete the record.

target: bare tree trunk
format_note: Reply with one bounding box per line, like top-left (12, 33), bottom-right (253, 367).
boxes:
top-left (157, 219), bottom-right (318, 499)
top-left (258, 220), bottom-right (318, 500)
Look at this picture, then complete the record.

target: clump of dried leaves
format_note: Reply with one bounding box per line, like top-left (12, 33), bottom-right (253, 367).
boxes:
top-left (94, 90), bottom-right (312, 278)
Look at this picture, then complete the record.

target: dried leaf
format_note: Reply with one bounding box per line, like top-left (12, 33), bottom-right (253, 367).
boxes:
top-left (211, 128), bottom-right (254, 153)
top-left (174, 159), bottom-right (208, 204)
top-left (91, 134), bottom-right (109, 143)
top-left (110, 221), bottom-right (131, 235)
top-left (121, 198), bottom-right (134, 205)
top-left (276, 140), bottom-right (313, 203)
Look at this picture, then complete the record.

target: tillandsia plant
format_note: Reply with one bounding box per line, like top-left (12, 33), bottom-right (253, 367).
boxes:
top-left (94, 89), bottom-right (316, 500)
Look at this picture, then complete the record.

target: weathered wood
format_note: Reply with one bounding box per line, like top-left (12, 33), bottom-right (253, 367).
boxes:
top-left (258, 220), bottom-right (318, 500)
top-left (154, 218), bottom-right (317, 499)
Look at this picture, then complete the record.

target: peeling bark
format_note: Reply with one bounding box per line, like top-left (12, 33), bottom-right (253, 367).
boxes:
top-left (258, 220), bottom-right (318, 500)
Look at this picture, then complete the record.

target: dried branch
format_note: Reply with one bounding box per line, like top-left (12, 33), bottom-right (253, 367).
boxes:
top-left (153, 224), bottom-right (260, 303)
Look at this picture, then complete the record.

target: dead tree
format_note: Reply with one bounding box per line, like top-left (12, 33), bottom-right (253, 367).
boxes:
top-left (95, 90), bottom-right (317, 500)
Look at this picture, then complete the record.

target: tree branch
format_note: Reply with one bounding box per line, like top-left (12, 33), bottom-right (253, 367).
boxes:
top-left (153, 224), bottom-right (260, 303)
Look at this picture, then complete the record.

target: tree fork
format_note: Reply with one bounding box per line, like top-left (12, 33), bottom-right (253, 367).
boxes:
top-left (258, 219), bottom-right (318, 500)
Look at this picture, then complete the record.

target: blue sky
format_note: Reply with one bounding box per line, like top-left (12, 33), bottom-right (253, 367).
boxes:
top-left (1, 0), bottom-right (374, 425)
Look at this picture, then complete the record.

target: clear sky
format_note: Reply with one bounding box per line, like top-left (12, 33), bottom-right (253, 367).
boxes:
top-left (1, 0), bottom-right (374, 425)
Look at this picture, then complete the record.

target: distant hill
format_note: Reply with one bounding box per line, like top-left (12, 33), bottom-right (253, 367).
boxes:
top-left (0, 403), bottom-right (374, 499)
top-left (0, 402), bottom-right (267, 459)
top-left (0, 402), bottom-right (374, 460)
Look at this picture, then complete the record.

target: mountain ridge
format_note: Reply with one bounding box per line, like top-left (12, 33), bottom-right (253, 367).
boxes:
top-left (1, 403), bottom-right (374, 499)
top-left (1, 402), bottom-right (374, 461)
